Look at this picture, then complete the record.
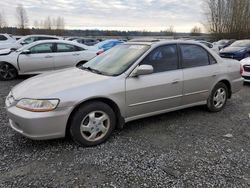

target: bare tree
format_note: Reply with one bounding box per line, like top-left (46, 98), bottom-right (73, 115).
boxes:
top-left (0, 11), bottom-right (6, 28)
top-left (203, 0), bottom-right (250, 39)
top-left (165, 25), bottom-right (175, 36)
top-left (33, 20), bottom-right (39, 29)
top-left (44, 16), bottom-right (52, 30)
top-left (16, 4), bottom-right (28, 29)
top-left (56, 17), bottom-right (65, 35)
top-left (190, 26), bottom-right (202, 36)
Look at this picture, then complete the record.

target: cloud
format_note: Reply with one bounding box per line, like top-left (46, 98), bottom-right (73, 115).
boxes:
top-left (0, 0), bottom-right (204, 32)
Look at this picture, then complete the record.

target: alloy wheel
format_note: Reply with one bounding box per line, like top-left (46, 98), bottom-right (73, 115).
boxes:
top-left (0, 64), bottom-right (17, 80)
top-left (213, 88), bottom-right (226, 109)
top-left (80, 111), bottom-right (110, 142)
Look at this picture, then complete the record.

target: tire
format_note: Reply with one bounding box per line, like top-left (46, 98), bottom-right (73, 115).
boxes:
top-left (76, 61), bottom-right (87, 68)
top-left (0, 63), bottom-right (18, 81)
top-left (207, 82), bottom-right (228, 112)
top-left (69, 101), bottom-right (116, 146)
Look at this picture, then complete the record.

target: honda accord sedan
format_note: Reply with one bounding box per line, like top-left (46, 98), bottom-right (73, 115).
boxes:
top-left (0, 40), bottom-right (101, 80)
top-left (5, 40), bottom-right (244, 146)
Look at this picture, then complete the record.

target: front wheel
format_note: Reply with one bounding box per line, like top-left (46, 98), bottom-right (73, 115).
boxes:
top-left (207, 82), bottom-right (228, 112)
top-left (69, 101), bottom-right (116, 146)
top-left (0, 63), bottom-right (18, 81)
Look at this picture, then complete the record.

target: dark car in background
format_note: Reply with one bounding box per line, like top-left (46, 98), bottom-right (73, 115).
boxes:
top-left (219, 40), bottom-right (250, 60)
top-left (74, 38), bottom-right (100, 46)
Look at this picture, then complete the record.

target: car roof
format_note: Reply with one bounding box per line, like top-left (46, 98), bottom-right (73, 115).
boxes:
top-left (26, 39), bottom-right (90, 49)
top-left (126, 39), bottom-right (206, 47)
top-left (22, 35), bottom-right (61, 39)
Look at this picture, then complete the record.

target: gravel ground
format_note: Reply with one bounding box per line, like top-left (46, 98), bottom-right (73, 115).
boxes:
top-left (0, 78), bottom-right (250, 188)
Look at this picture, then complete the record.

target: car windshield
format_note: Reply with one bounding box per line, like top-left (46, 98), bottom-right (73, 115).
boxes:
top-left (230, 40), bottom-right (250, 47)
top-left (81, 44), bottom-right (150, 76)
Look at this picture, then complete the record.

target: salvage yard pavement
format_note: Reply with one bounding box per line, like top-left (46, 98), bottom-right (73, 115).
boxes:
top-left (0, 78), bottom-right (250, 188)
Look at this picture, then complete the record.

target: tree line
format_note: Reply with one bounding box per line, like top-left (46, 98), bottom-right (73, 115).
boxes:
top-left (204, 0), bottom-right (250, 40)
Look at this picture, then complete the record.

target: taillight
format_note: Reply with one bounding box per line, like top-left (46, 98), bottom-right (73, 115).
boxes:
top-left (96, 50), bottom-right (104, 55)
top-left (240, 64), bottom-right (244, 74)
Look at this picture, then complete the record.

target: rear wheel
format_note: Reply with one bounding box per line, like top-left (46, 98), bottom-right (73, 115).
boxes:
top-left (69, 101), bottom-right (116, 146)
top-left (207, 82), bottom-right (228, 112)
top-left (0, 63), bottom-right (18, 81)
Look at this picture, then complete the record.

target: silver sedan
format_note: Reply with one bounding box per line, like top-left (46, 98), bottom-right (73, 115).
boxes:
top-left (5, 40), bottom-right (244, 146)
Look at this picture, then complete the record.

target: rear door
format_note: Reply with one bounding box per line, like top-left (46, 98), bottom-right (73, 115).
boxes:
top-left (179, 44), bottom-right (220, 105)
top-left (125, 44), bottom-right (183, 119)
top-left (18, 43), bottom-right (55, 74)
top-left (53, 43), bottom-right (83, 70)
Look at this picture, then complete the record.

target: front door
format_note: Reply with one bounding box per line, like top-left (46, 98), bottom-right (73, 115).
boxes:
top-left (18, 43), bottom-right (55, 74)
top-left (125, 44), bottom-right (183, 120)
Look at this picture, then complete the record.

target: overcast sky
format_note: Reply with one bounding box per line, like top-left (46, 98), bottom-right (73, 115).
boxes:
top-left (0, 0), bottom-right (204, 32)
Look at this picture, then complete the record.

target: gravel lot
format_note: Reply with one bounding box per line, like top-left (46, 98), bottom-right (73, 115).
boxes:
top-left (0, 78), bottom-right (250, 188)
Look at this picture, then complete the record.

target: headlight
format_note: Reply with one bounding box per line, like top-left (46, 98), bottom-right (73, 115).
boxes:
top-left (16, 99), bottom-right (59, 112)
top-left (238, 49), bottom-right (246, 53)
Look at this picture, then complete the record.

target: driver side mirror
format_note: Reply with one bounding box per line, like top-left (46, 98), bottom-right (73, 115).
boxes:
top-left (21, 50), bottom-right (31, 55)
top-left (130, 65), bottom-right (154, 77)
top-left (20, 41), bottom-right (28, 45)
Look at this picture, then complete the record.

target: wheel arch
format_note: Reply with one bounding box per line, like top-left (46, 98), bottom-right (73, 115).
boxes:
top-left (216, 79), bottom-right (232, 98)
top-left (76, 60), bottom-right (87, 67)
top-left (65, 97), bottom-right (125, 137)
top-left (0, 61), bottom-right (18, 70)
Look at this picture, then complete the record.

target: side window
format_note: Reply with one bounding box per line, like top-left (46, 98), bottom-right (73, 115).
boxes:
top-left (56, 43), bottom-right (80, 52)
top-left (141, 45), bottom-right (178, 73)
top-left (180, 44), bottom-right (210, 68)
top-left (0, 35), bottom-right (7, 41)
top-left (209, 54), bottom-right (217, 64)
top-left (29, 43), bottom-right (53, 54)
top-left (24, 37), bottom-right (36, 44)
top-left (38, 37), bottom-right (58, 40)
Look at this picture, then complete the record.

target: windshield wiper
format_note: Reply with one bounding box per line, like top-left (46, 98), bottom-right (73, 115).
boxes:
top-left (81, 66), bottom-right (105, 75)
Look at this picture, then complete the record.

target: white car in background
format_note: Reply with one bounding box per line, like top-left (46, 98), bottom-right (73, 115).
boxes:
top-left (197, 41), bottom-right (220, 54)
top-left (0, 40), bottom-right (100, 80)
top-left (0, 34), bottom-right (16, 49)
top-left (0, 35), bottom-right (62, 50)
top-left (240, 57), bottom-right (250, 82)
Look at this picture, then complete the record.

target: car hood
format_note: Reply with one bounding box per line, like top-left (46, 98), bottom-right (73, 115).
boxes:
top-left (220, 46), bottom-right (247, 53)
top-left (240, 57), bottom-right (250, 65)
top-left (12, 68), bottom-right (111, 99)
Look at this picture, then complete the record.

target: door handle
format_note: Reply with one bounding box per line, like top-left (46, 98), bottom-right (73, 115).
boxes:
top-left (73, 53), bottom-right (80, 56)
top-left (44, 55), bottom-right (53, 58)
top-left (172, 79), bottom-right (180, 84)
top-left (212, 72), bottom-right (219, 77)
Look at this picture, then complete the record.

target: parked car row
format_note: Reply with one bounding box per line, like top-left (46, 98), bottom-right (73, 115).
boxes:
top-left (0, 34), bottom-right (126, 80)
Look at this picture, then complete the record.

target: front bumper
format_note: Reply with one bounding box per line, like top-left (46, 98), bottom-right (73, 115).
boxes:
top-left (6, 105), bottom-right (73, 140)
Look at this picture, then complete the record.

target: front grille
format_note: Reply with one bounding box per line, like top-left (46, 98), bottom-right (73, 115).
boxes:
top-left (243, 65), bottom-right (250, 72)
top-left (242, 76), bottom-right (250, 80)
